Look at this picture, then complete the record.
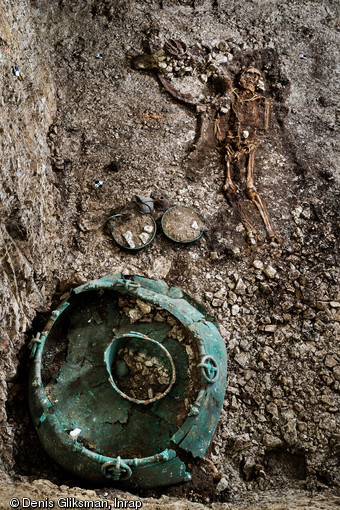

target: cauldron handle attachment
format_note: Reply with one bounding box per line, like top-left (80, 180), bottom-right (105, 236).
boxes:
top-left (197, 355), bottom-right (219, 384)
top-left (101, 457), bottom-right (132, 481)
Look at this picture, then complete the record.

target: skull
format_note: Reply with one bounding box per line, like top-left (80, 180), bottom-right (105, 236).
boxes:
top-left (238, 67), bottom-right (261, 92)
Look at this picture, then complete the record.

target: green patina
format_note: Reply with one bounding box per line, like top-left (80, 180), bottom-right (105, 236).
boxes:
top-left (29, 274), bottom-right (227, 488)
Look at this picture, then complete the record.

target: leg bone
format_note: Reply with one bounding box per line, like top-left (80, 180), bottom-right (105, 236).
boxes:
top-left (245, 149), bottom-right (282, 243)
top-left (223, 154), bottom-right (258, 243)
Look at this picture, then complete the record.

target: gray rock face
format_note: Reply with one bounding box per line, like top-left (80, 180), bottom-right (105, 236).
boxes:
top-left (0, 0), bottom-right (339, 507)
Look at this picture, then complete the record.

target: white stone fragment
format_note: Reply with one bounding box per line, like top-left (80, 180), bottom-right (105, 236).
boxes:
top-left (136, 299), bottom-right (152, 314)
top-left (215, 54), bottom-right (229, 64)
top-left (257, 79), bottom-right (265, 91)
top-left (253, 259), bottom-right (264, 270)
top-left (191, 221), bottom-right (199, 229)
top-left (128, 308), bottom-right (143, 322)
top-left (139, 232), bottom-right (150, 244)
top-left (69, 428), bottom-right (81, 440)
top-left (144, 225), bottom-right (154, 233)
top-left (220, 106), bottom-right (229, 114)
top-left (264, 265), bottom-right (277, 279)
top-left (243, 130), bottom-right (249, 139)
top-left (292, 206), bottom-right (303, 219)
top-left (216, 477), bottom-right (229, 493)
top-left (122, 231), bottom-right (135, 248)
top-left (231, 304), bottom-right (240, 316)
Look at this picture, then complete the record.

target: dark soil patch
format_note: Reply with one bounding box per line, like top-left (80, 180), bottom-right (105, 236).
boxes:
top-left (265, 448), bottom-right (307, 481)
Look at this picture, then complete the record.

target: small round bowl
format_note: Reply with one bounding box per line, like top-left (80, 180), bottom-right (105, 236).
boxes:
top-left (161, 206), bottom-right (205, 243)
top-left (106, 212), bottom-right (156, 250)
top-left (105, 332), bottom-right (176, 405)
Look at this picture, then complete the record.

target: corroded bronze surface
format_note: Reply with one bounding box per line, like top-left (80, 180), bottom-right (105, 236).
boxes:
top-left (29, 275), bottom-right (227, 488)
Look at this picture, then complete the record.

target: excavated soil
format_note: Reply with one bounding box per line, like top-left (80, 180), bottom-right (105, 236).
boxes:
top-left (0, 0), bottom-right (339, 508)
top-left (113, 345), bottom-right (172, 401)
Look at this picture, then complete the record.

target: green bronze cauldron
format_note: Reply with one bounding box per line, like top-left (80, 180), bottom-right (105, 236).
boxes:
top-left (29, 274), bottom-right (227, 488)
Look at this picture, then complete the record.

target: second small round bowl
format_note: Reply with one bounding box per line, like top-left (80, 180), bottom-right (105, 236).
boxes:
top-left (161, 206), bottom-right (205, 244)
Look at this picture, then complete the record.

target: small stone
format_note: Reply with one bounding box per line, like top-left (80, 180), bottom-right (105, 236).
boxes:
top-left (266, 402), bottom-right (279, 420)
top-left (234, 352), bottom-right (250, 368)
top-left (263, 434), bottom-right (282, 448)
top-left (257, 79), bottom-right (265, 91)
top-left (230, 395), bottom-right (238, 409)
top-left (325, 377), bottom-right (334, 387)
top-left (69, 428), bottom-right (81, 440)
top-left (214, 287), bottom-right (227, 299)
top-left (220, 106), bottom-right (229, 114)
top-left (273, 388), bottom-right (284, 400)
top-left (264, 265), bottom-right (277, 279)
top-left (292, 206), bottom-right (303, 219)
top-left (261, 324), bottom-right (277, 333)
top-left (301, 208), bottom-right (311, 219)
top-left (231, 304), bottom-right (240, 315)
top-left (139, 232), bottom-right (150, 244)
top-left (333, 366), bottom-right (340, 381)
top-left (242, 130), bottom-right (249, 139)
top-left (216, 477), bottom-right (229, 493)
top-left (253, 260), bottom-right (264, 270)
top-left (321, 394), bottom-right (336, 406)
top-left (212, 298), bottom-right (223, 308)
top-left (235, 278), bottom-right (247, 295)
top-left (215, 54), bottom-right (228, 64)
top-left (144, 225), bottom-right (154, 233)
top-left (240, 340), bottom-right (250, 352)
top-left (280, 410), bottom-right (297, 445)
top-left (260, 346), bottom-right (274, 362)
top-left (122, 231), bottom-right (135, 249)
top-left (128, 308), bottom-right (143, 322)
top-left (154, 312), bottom-right (165, 322)
top-left (330, 301), bottom-right (340, 308)
top-left (228, 291), bottom-right (237, 304)
top-left (218, 41), bottom-right (228, 51)
top-left (324, 355), bottom-right (338, 368)
top-left (136, 299), bottom-right (152, 314)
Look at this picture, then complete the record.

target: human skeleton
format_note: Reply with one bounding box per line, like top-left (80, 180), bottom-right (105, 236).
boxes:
top-left (134, 34), bottom-right (281, 244)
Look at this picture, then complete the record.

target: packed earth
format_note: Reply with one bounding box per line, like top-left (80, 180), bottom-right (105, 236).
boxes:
top-left (0, 0), bottom-right (339, 509)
